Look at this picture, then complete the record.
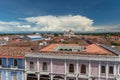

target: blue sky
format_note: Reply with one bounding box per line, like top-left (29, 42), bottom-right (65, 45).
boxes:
top-left (0, 0), bottom-right (120, 32)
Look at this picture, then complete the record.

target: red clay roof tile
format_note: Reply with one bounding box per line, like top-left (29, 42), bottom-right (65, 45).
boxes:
top-left (0, 46), bottom-right (32, 58)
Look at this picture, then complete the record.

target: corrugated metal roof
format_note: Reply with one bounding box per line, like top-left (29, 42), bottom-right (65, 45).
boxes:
top-left (99, 44), bottom-right (120, 55)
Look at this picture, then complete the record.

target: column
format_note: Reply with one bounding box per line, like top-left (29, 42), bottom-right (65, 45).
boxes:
top-left (88, 61), bottom-right (91, 80)
top-left (118, 64), bottom-right (120, 76)
top-left (114, 63), bottom-right (116, 76)
top-left (98, 62), bottom-right (101, 80)
top-left (118, 64), bottom-right (120, 80)
top-left (64, 59), bottom-right (67, 80)
top-left (25, 59), bottom-right (27, 80)
top-left (6, 70), bottom-right (8, 80)
top-left (50, 58), bottom-right (53, 80)
top-left (37, 58), bottom-right (39, 72)
top-left (37, 58), bottom-right (40, 80)
top-left (25, 59), bottom-right (27, 71)
top-left (76, 60), bottom-right (78, 80)
top-left (106, 62), bottom-right (108, 80)
top-left (37, 73), bottom-right (40, 80)
top-left (22, 72), bottom-right (24, 80)
top-left (25, 73), bottom-right (27, 80)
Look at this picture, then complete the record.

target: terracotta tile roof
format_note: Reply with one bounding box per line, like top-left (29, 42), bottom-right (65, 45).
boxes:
top-left (0, 46), bottom-right (32, 58)
top-left (40, 44), bottom-right (115, 56)
top-left (40, 44), bottom-right (80, 51)
top-left (111, 36), bottom-right (120, 38)
top-left (85, 44), bottom-right (114, 55)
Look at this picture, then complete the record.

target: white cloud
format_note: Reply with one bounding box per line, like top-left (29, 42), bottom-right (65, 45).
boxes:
top-left (0, 15), bottom-right (120, 32)
top-left (0, 21), bottom-right (32, 32)
top-left (25, 15), bottom-right (95, 31)
top-left (17, 25), bottom-right (31, 29)
top-left (0, 21), bottom-right (20, 25)
top-left (94, 25), bottom-right (120, 32)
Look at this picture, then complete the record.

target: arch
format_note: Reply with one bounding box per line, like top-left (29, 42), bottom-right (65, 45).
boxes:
top-left (64, 49), bottom-right (69, 51)
top-left (53, 76), bottom-right (64, 80)
top-left (69, 49), bottom-right (72, 51)
top-left (40, 75), bottom-right (50, 80)
top-left (59, 49), bottom-right (63, 51)
top-left (69, 64), bottom-right (74, 73)
top-left (81, 64), bottom-right (86, 74)
top-left (27, 74), bottom-right (37, 80)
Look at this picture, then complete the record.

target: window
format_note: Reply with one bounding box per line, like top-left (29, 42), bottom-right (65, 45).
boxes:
top-left (101, 66), bottom-right (105, 73)
top-left (43, 62), bottom-right (47, 71)
top-left (64, 49), bottom-right (68, 51)
top-left (81, 64), bottom-right (86, 74)
top-left (12, 74), bottom-right (17, 80)
top-left (109, 66), bottom-right (113, 74)
top-left (14, 59), bottom-right (17, 66)
top-left (30, 61), bottom-right (34, 70)
top-left (69, 64), bottom-right (74, 73)
top-left (0, 59), bottom-right (2, 66)
top-left (59, 49), bottom-right (63, 51)
top-left (69, 49), bottom-right (72, 51)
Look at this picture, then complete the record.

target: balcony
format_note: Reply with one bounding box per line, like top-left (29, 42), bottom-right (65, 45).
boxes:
top-left (79, 73), bottom-right (89, 78)
top-left (29, 68), bottom-right (35, 71)
top-left (66, 72), bottom-right (76, 77)
top-left (11, 66), bottom-right (18, 69)
top-left (42, 69), bottom-right (48, 72)
top-left (108, 74), bottom-right (114, 78)
top-left (100, 73), bottom-right (106, 78)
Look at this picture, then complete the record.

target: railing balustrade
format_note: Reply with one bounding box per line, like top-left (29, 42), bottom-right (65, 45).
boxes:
top-left (25, 52), bottom-right (120, 61)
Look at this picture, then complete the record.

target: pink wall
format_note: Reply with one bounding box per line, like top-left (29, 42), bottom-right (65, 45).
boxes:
top-left (26, 58), bottom-right (37, 71)
top-left (53, 59), bottom-right (65, 74)
top-left (91, 62), bottom-right (98, 77)
top-left (26, 57), bottom-right (120, 79)
top-left (39, 58), bottom-right (51, 72)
